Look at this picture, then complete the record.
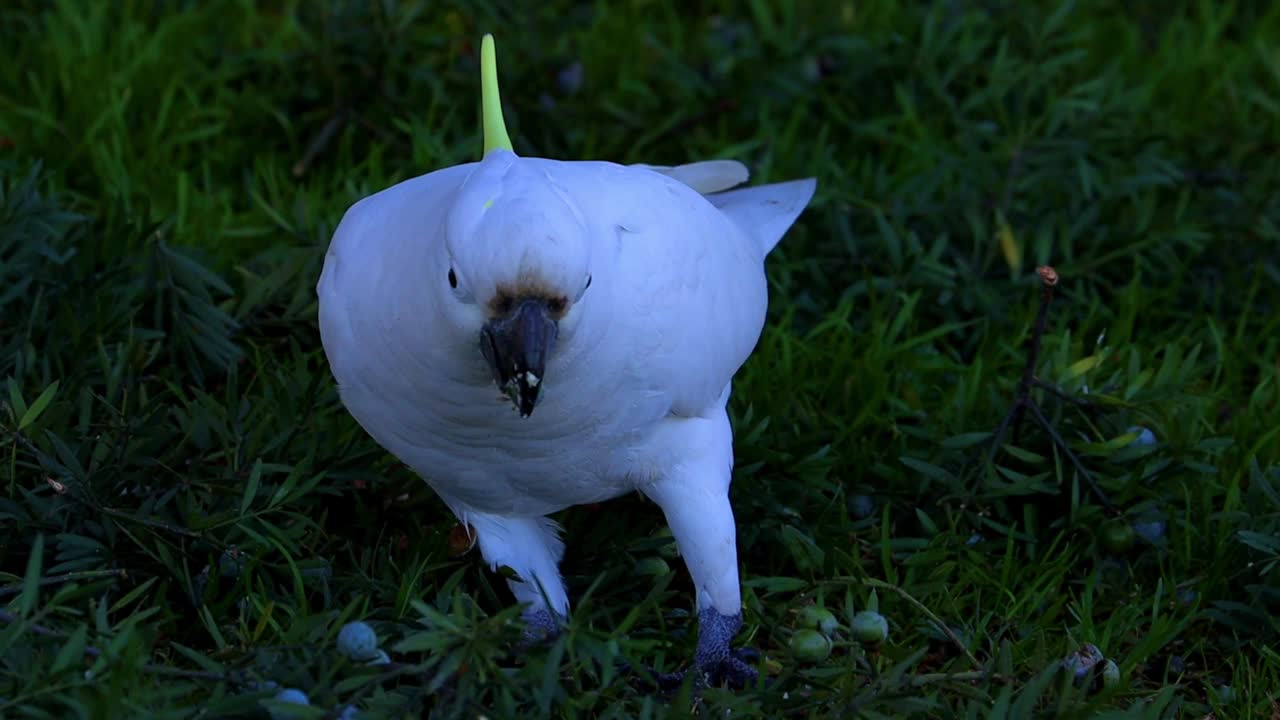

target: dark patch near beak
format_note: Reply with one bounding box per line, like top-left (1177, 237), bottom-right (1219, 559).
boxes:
top-left (480, 298), bottom-right (558, 417)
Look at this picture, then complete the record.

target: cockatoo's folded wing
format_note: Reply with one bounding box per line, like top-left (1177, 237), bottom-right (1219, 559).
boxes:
top-left (630, 159), bottom-right (750, 195)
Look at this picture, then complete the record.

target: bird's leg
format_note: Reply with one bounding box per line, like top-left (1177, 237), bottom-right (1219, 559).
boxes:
top-left (637, 411), bottom-right (762, 690)
top-left (468, 512), bottom-right (569, 645)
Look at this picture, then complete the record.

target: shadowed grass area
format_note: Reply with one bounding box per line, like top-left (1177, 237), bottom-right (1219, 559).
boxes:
top-left (3, 0), bottom-right (1279, 717)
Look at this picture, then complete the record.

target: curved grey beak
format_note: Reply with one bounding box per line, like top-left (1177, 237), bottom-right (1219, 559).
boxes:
top-left (479, 298), bottom-right (558, 417)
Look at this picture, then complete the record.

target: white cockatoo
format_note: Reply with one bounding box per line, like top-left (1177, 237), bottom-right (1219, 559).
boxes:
top-left (317, 34), bottom-right (816, 687)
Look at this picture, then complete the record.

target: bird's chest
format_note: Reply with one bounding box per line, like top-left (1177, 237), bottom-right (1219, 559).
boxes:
top-left (356, 351), bottom-right (666, 516)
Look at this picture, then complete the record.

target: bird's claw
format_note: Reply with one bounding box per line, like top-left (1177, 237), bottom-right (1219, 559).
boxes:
top-left (621, 610), bottom-right (768, 692)
top-left (651, 647), bottom-right (764, 691)
top-left (515, 607), bottom-right (563, 651)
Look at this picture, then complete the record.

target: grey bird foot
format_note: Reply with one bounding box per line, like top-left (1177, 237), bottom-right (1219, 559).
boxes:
top-left (633, 609), bottom-right (767, 692)
top-left (652, 647), bottom-right (762, 691)
top-left (516, 607), bottom-right (563, 650)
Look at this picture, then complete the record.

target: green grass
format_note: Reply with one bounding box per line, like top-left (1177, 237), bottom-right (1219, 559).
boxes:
top-left (3, 0), bottom-right (1280, 717)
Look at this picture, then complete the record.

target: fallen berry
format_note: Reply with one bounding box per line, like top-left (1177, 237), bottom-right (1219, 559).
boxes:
top-left (796, 606), bottom-right (838, 637)
top-left (1062, 643), bottom-right (1105, 686)
top-left (633, 556), bottom-right (670, 577)
top-left (1099, 519), bottom-right (1136, 553)
top-left (849, 494), bottom-right (876, 520)
top-left (219, 551), bottom-right (243, 578)
top-left (850, 610), bottom-right (889, 644)
top-left (788, 628), bottom-right (832, 662)
top-left (336, 704), bottom-right (362, 720)
top-left (337, 621), bottom-right (380, 662)
top-left (1132, 518), bottom-right (1166, 544)
top-left (1126, 426), bottom-right (1157, 447)
top-left (1101, 659), bottom-right (1121, 688)
top-left (265, 688), bottom-right (310, 720)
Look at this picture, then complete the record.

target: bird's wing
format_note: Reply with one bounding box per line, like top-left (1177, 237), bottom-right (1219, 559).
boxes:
top-left (629, 159), bottom-right (750, 195)
top-left (559, 162), bottom-right (813, 418)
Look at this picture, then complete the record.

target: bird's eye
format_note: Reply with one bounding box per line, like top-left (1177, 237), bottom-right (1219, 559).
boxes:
top-left (584, 274), bottom-right (592, 289)
top-left (448, 268), bottom-right (458, 289)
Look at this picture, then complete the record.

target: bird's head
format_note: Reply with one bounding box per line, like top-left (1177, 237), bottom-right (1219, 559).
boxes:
top-left (437, 35), bottom-right (594, 418)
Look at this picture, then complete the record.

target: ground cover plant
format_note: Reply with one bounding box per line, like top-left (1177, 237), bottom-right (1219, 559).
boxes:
top-left (3, 1), bottom-right (1280, 717)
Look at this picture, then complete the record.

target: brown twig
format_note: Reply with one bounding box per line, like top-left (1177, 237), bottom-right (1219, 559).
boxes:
top-left (987, 266), bottom-right (1115, 511)
top-left (293, 109), bottom-right (350, 178)
top-left (0, 610), bottom-right (229, 682)
top-left (0, 569), bottom-right (127, 597)
top-left (905, 670), bottom-right (1012, 686)
top-left (1030, 377), bottom-right (1103, 413)
top-left (100, 506), bottom-right (205, 539)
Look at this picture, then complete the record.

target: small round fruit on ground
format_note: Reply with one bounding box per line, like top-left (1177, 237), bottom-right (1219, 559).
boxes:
top-left (796, 606), bottom-right (839, 637)
top-left (1101, 659), bottom-right (1121, 689)
top-left (850, 610), bottom-right (889, 644)
top-left (266, 688), bottom-right (310, 720)
top-left (789, 628), bottom-right (833, 662)
top-left (1132, 518), bottom-right (1166, 544)
top-left (849, 494), bottom-right (876, 520)
top-left (1099, 520), bottom-right (1136, 553)
top-left (633, 557), bottom-right (670, 577)
top-left (337, 621), bottom-right (380, 662)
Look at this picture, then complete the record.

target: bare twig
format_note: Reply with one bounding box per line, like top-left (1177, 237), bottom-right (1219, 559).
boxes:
top-left (1027, 401), bottom-right (1111, 508)
top-left (293, 109), bottom-right (350, 177)
top-left (986, 266), bottom-right (1115, 511)
top-left (0, 610), bottom-right (229, 682)
top-left (100, 506), bottom-right (205, 539)
top-left (0, 569), bottom-right (127, 597)
top-left (905, 670), bottom-right (1012, 687)
top-left (1030, 377), bottom-right (1103, 413)
top-left (1010, 266), bottom-right (1058, 438)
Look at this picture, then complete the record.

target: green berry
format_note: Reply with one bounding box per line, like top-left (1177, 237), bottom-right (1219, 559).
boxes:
top-left (1099, 519), bottom-right (1136, 554)
top-left (850, 610), bottom-right (889, 644)
top-left (633, 556), bottom-right (670, 577)
top-left (1101, 659), bottom-right (1120, 688)
top-left (337, 620), bottom-right (379, 661)
top-left (788, 628), bottom-right (832, 662)
top-left (651, 527), bottom-right (680, 558)
top-left (796, 606), bottom-right (838, 637)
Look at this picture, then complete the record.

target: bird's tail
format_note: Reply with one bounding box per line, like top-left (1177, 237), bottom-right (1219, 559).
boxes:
top-left (633, 159), bottom-right (817, 255)
top-left (706, 178), bottom-right (818, 256)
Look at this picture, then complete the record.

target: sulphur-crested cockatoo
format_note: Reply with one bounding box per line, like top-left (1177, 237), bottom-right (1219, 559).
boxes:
top-left (317, 35), bottom-right (816, 687)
